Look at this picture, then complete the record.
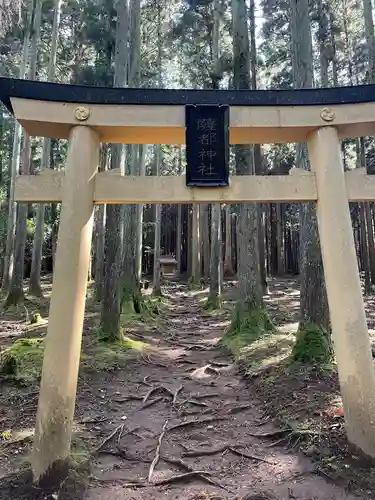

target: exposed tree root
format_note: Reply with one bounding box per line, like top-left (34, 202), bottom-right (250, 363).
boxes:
top-left (93, 424), bottom-right (124, 453)
top-left (142, 386), bottom-right (162, 404)
top-left (168, 416), bottom-right (226, 432)
top-left (125, 472), bottom-right (227, 490)
top-left (183, 444), bottom-right (274, 464)
top-left (228, 447), bottom-right (274, 464)
top-left (180, 398), bottom-right (209, 407)
top-left (140, 396), bottom-right (165, 410)
top-left (227, 404), bottom-right (253, 414)
top-left (247, 428), bottom-right (290, 439)
top-left (100, 448), bottom-right (151, 462)
top-left (173, 384), bottom-right (183, 404)
top-left (192, 393), bottom-right (219, 400)
top-left (148, 419), bottom-right (168, 482)
top-left (190, 365), bottom-right (220, 379)
top-left (183, 445), bottom-right (229, 457)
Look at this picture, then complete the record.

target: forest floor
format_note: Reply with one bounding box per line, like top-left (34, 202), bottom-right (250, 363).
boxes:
top-left (0, 277), bottom-right (375, 499)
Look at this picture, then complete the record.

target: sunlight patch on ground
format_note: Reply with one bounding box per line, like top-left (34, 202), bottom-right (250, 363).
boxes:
top-left (189, 288), bottom-right (209, 297)
top-left (236, 331), bottom-right (295, 374)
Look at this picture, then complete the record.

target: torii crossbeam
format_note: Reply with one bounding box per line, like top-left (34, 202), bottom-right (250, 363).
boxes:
top-left (2, 76), bottom-right (375, 481)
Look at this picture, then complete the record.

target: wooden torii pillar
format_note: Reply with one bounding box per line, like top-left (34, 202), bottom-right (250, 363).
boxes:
top-left (2, 77), bottom-right (375, 480)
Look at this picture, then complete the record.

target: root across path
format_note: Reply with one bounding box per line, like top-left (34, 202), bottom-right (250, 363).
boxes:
top-left (84, 284), bottom-right (360, 500)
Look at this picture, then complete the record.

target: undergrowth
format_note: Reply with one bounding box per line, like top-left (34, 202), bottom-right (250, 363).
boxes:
top-left (221, 301), bottom-right (275, 354)
top-left (292, 322), bottom-right (333, 365)
top-left (86, 336), bottom-right (146, 371)
top-left (0, 338), bottom-right (44, 385)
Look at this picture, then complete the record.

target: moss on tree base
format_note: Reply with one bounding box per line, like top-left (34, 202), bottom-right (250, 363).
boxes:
top-left (204, 294), bottom-right (222, 311)
top-left (4, 286), bottom-right (25, 308)
top-left (292, 323), bottom-right (333, 365)
top-left (0, 338), bottom-right (44, 384)
top-left (221, 300), bottom-right (275, 354)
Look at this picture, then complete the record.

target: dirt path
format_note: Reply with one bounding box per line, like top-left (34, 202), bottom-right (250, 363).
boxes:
top-left (86, 284), bottom-right (359, 500)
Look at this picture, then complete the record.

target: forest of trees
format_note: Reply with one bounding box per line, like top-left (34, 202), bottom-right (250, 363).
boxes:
top-left (1, 0), bottom-right (375, 353)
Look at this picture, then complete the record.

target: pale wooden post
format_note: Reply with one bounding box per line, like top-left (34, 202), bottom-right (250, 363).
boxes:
top-left (32, 126), bottom-right (100, 481)
top-left (308, 126), bottom-right (375, 457)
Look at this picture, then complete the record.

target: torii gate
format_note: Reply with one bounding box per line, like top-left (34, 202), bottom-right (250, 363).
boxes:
top-left (2, 77), bottom-right (375, 481)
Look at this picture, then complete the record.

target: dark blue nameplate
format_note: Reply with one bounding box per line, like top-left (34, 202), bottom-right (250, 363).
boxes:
top-left (185, 104), bottom-right (229, 187)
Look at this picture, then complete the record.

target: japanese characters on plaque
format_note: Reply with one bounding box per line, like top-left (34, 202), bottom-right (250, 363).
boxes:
top-left (185, 104), bottom-right (229, 187)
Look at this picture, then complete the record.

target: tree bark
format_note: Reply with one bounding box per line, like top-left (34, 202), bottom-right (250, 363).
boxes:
top-left (29, 0), bottom-right (62, 296)
top-left (176, 203), bottom-right (182, 275)
top-left (136, 145), bottom-right (146, 281)
top-left (191, 204), bottom-right (201, 284)
top-left (207, 0), bottom-right (222, 305)
top-left (100, 0), bottom-right (129, 339)
top-left (1, 0), bottom-right (33, 293)
top-left (153, 146), bottom-right (162, 295)
top-left (276, 203), bottom-right (285, 275)
top-left (224, 204), bottom-right (234, 275)
top-left (201, 204), bottom-right (210, 279)
top-left (290, 0), bottom-right (329, 331)
top-left (6, 0), bottom-right (42, 305)
top-left (232, 0), bottom-right (262, 310)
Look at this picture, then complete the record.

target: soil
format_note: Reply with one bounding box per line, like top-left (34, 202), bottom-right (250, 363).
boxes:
top-left (0, 279), bottom-right (373, 499)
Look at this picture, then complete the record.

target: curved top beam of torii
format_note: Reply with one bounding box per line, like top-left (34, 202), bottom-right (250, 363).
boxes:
top-left (2, 76), bottom-right (375, 110)
top-left (2, 76), bottom-right (375, 143)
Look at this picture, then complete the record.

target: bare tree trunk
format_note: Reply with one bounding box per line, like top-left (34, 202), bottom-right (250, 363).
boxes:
top-left (364, 202), bottom-right (375, 283)
top-left (176, 204), bottom-right (182, 275)
top-left (201, 204), bottom-right (210, 279)
top-left (190, 204), bottom-right (201, 285)
top-left (29, 0), bottom-right (62, 296)
top-left (232, 0), bottom-right (263, 316)
top-left (250, 0), bottom-right (266, 293)
top-left (276, 203), bottom-right (285, 274)
top-left (6, 0), bottom-right (42, 305)
top-left (208, 203), bottom-right (221, 306)
top-left (224, 204), bottom-right (234, 275)
top-left (151, 2), bottom-right (163, 296)
top-left (136, 145), bottom-right (146, 281)
top-left (360, 202), bottom-right (372, 295)
top-left (1, 0), bottom-right (33, 293)
top-left (291, 0), bottom-right (329, 338)
top-left (94, 145), bottom-right (108, 301)
top-left (206, 0), bottom-right (222, 306)
top-left (100, 0), bottom-right (129, 339)
top-left (363, 0), bottom-right (375, 81)
top-left (362, 0), bottom-right (375, 284)
top-left (153, 146), bottom-right (162, 295)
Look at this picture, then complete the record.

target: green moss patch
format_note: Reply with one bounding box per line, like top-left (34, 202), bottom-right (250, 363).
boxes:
top-left (0, 338), bottom-right (44, 385)
top-left (221, 301), bottom-right (275, 355)
top-left (292, 323), bottom-right (333, 365)
top-left (85, 336), bottom-right (146, 371)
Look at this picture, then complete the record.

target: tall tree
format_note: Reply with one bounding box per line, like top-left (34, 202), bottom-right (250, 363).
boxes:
top-left (152, 0), bottom-right (163, 296)
top-left (121, 0), bottom-right (145, 311)
top-left (230, 0), bottom-right (270, 336)
top-left (29, 0), bottom-right (62, 296)
top-left (99, 0), bottom-right (129, 340)
top-left (290, 0), bottom-right (330, 362)
top-left (5, 0), bottom-right (42, 305)
top-left (207, 0), bottom-right (222, 309)
top-left (1, 0), bottom-right (33, 293)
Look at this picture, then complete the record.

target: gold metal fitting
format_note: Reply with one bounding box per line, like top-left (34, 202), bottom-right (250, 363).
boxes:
top-left (320, 107), bottom-right (335, 122)
top-left (74, 106), bottom-right (90, 121)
